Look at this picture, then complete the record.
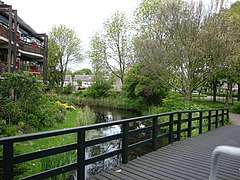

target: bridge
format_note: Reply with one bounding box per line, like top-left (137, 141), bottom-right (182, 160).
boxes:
top-left (1, 108), bottom-right (240, 179)
top-left (89, 124), bottom-right (240, 180)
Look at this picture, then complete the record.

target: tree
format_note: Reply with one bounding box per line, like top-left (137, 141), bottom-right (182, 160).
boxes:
top-left (104, 11), bottom-right (133, 84)
top-left (133, 0), bottom-right (238, 104)
top-left (122, 64), bottom-right (169, 106)
top-left (204, 2), bottom-right (240, 105)
top-left (89, 11), bottom-right (132, 85)
top-left (49, 24), bottom-right (82, 89)
top-left (83, 75), bottom-right (112, 98)
top-left (73, 68), bottom-right (92, 76)
top-left (47, 38), bottom-right (61, 88)
top-left (89, 32), bottom-right (107, 76)
top-left (228, 1), bottom-right (240, 101)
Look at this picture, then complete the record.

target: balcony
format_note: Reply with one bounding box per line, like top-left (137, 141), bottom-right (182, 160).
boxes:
top-left (0, 23), bottom-right (8, 41)
top-left (19, 40), bottom-right (44, 57)
top-left (0, 23), bottom-right (44, 57)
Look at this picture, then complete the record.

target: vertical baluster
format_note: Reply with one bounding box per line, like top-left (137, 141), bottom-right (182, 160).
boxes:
top-left (77, 129), bottom-right (85, 180)
top-left (3, 142), bottom-right (14, 180)
top-left (177, 112), bottom-right (182, 141)
top-left (122, 123), bottom-right (129, 164)
top-left (215, 110), bottom-right (218, 129)
top-left (199, 111), bottom-right (203, 134)
top-left (208, 110), bottom-right (212, 131)
top-left (188, 112), bottom-right (192, 137)
top-left (152, 117), bottom-right (158, 151)
top-left (227, 108), bottom-right (229, 122)
top-left (169, 114), bottom-right (174, 144)
top-left (221, 109), bottom-right (224, 126)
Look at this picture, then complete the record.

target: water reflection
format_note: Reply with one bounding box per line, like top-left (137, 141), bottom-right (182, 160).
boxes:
top-left (83, 106), bottom-right (140, 178)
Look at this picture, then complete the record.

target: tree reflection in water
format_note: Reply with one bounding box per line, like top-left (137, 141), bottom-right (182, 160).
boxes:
top-left (84, 106), bottom-right (139, 178)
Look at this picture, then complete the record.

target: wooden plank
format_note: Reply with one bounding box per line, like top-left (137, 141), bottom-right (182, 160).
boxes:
top-left (131, 158), bottom-right (204, 180)
top-left (109, 167), bottom-right (146, 180)
top-left (88, 125), bottom-right (240, 180)
top-left (138, 155), bottom-right (209, 178)
top-left (104, 168), bottom-right (135, 180)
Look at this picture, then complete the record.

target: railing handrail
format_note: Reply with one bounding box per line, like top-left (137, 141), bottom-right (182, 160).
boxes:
top-left (0, 108), bottom-right (228, 144)
top-left (0, 107), bottom-right (229, 180)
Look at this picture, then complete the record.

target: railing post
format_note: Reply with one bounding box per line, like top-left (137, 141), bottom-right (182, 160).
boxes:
top-left (169, 114), bottom-right (174, 144)
top-left (77, 129), bottom-right (85, 180)
top-left (152, 117), bottom-right (158, 151)
top-left (188, 112), bottom-right (192, 138)
top-left (215, 110), bottom-right (218, 129)
top-left (177, 112), bottom-right (182, 141)
top-left (208, 110), bottom-right (212, 131)
top-left (199, 111), bottom-right (203, 134)
top-left (221, 109), bottom-right (224, 126)
top-left (122, 123), bottom-right (129, 164)
top-left (3, 143), bottom-right (14, 180)
top-left (227, 108), bottom-right (229, 122)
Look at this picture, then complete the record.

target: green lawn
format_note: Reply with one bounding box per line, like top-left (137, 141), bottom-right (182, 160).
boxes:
top-left (16, 107), bottom-right (96, 179)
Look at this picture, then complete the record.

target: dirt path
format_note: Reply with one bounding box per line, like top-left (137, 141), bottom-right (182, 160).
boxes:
top-left (230, 113), bottom-right (240, 125)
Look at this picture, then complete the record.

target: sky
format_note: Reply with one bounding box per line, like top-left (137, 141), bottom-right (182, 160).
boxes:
top-left (3, 0), bottom-right (238, 71)
top-left (4, 0), bottom-right (140, 70)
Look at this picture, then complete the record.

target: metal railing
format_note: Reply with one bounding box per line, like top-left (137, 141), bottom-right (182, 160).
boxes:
top-left (0, 108), bottom-right (229, 179)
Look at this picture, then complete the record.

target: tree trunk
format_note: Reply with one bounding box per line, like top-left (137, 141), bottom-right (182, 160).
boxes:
top-left (225, 81), bottom-right (232, 107)
top-left (213, 79), bottom-right (217, 102)
top-left (184, 91), bottom-right (192, 108)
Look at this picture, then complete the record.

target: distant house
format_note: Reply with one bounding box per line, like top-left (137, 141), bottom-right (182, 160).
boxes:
top-left (73, 75), bottom-right (93, 90)
top-left (113, 78), bottom-right (122, 91)
top-left (63, 75), bottom-right (72, 87)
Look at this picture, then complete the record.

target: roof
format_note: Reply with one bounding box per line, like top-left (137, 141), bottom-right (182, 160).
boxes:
top-left (74, 75), bottom-right (93, 82)
top-left (0, 1), bottom-right (43, 41)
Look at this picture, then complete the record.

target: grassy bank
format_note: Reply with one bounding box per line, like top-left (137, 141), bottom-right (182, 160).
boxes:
top-left (16, 106), bottom-right (95, 179)
top-left (58, 94), bottom-right (144, 112)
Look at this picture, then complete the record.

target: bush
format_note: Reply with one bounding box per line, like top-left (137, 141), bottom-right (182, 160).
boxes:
top-left (0, 73), bottom-right (65, 135)
top-left (122, 64), bottom-right (169, 106)
top-left (231, 101), bottom-right (240, 114)
top-left (63, 84), bottom-right (73, 95)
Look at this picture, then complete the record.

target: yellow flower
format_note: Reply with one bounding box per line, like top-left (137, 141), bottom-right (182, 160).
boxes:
top-left (18, 121), bottom-right (25, 128)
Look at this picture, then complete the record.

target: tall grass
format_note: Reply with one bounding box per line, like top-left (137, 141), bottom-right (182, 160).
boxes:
top-left (76, 106), bottom-right (96, 126)
top-left (16, 106), bottom-right (98, 179)
top-left (40, 150), bottom-right (77, 180)
top-left (57, 94), bottom-right (142, 112)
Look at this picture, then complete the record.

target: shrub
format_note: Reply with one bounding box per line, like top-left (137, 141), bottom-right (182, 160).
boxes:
top-left (231, 101), bottom-right (240, 114)
top-left (0, 73), bottom-right (65, 135)
top-left (63, 84), bottom-right (73, 95)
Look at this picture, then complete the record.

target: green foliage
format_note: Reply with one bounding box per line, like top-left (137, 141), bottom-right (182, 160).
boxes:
top-left (81, 76), bottom-right (112, 98)
top-left (76, 106), bottom-right (96, 126)
top-left (0, 72), bottom-right (43, 103)
top-left (73, 68), bottom-right (92, 76)
top-left (63, 84), bottom-right (73, 95)
top-left (122, 64), bottom-right (169, 106)
top-left (40, 151), bottom-right (76, 180)
top-left (50, 24), bottom-right (82, 89)
top-left (231, 101), bottom-right (240, 114)
top-left (134, 0), bottom-right (240, 104)
top-left (0, 73), bottom-right (65, 136)
top-left (47, 38), bottom-right (61, 89)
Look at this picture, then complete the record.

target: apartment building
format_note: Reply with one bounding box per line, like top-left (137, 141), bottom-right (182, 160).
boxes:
top-left (0, 1), bottom-right (48, 82)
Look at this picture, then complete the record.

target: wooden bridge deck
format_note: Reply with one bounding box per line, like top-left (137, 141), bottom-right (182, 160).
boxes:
top-left (89, 125), bottom-right (240, 180)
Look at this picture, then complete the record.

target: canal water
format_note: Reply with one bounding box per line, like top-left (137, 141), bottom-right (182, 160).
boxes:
top-left (81, 106), bottom-right (141, 178)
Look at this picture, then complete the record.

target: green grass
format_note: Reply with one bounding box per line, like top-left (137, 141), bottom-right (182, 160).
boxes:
top-left (15, 107), bottom-right (96, 179)
top-left (192, 98), bottom-right (227, 109)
